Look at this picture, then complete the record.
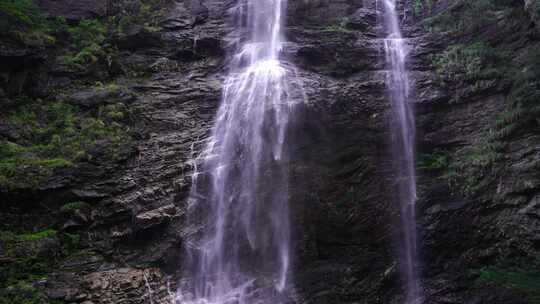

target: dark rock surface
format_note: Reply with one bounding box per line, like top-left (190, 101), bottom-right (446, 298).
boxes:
top-left (1, 0), bottom-right (539, 303)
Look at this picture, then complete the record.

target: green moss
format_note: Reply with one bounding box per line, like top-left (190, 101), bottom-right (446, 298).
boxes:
top-left (0, 229), bottom-right (57, 244)
top-left (0, 0), bottom-right (42, 28)
top-left (60, 201), bottom-right (90, 212)
top-left (0, 229), bottom-right (83, 294)
top-left (19, 229), bottom-right (57, 242)
top-left (62, 43), bottom-right (105, 67)
top-left (0, 98), bottom-right (131, 190)
top-left (67, 19), bottom-right (106, 47)
top-left (444, 129), bottom-right (505, 197)
top-left (321, 25), bottom-right (353, 33)
top-left (0, 280), bottom-right (48, 304)
top-left (476, 266), bottom-right (540, 302)
top-left (431, 42), bottom-right (506, 86)
top-left (61, 233), bottom-right (80, 253)
top-left (420, 0), bottom-right (516, 34)
top-left (412, 0), bottom-right (434, 17)
top-left (0, 229), bottom-right (58, 288)
top-left (114, 0), bottom-right (167, 34)
top-left (58, 19), bottom-right (108, 69)
top-left (417, 151), bottom-right (449, 170)
top-left (0, 0), bottom-right (60, 46)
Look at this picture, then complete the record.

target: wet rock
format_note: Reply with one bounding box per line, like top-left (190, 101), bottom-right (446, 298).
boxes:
top-left (161, 4), bottom-right (192, 30)
top-left (135, 204), bottom-right (177, 230)
top-left (82, 268), bottom-right (170, 303)
top-left (347, 8), bottom-right (378, 34)
top-left (116, 26), bottom-right (163, 50)
top-left (1, 0), bottom-right (539, 303)
top-left (188, 0), bottom-right (209, 26)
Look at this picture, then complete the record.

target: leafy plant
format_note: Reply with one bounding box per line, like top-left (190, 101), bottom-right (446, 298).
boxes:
top-left (0, 99), bottom-right (130, 190)
top-left (60, 19), bottom-right (108, 68)
top-left (417, 151), bottom-right (449, 170)
top-left (0, 0), bottom-right (60, 46)
top-left (413, 0), bottom-right (434, 17)
top-left (0, 228), bottom-right (84, 304)
top-left (0, 0), bottom-right (42, 27)
top-left (115, 0), bottom-right (167, 33)
top-left (431, 42), bottom-right (504, 85)
top-left (477, 266), bottom-right (540, 302)
top-left (445, 132), bottom-right (505, 197)
top-left (420, 0), bottom-right (517, 34)
top-left (60, 201), bottom-right (90, 213)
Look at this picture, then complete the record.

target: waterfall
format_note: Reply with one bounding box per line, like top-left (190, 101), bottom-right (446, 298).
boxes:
top-left (177, 0), bottom-right (292, 303)
top-left (381, 0), bottom-right (422, 303)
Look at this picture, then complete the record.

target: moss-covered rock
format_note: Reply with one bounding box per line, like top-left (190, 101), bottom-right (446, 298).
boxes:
top-left (0, 96), bottom-right (132, 191)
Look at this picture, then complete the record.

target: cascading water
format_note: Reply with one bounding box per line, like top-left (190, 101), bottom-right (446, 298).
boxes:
top-left (177, 0), bottom-right (292, 303)
top-left (381, 0), bottom-right (422, 303)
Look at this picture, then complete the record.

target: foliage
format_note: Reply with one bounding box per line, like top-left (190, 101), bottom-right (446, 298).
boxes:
top-left (0, 229), bottom-right (57, 243)
top-left (412, 0), bottom-right (434, 17)
top-left (474, 48), bottom-right (540, 147)
top-left (67, 19), bottom-right (107, 48)
top-left (439, 45), bottom-right (539, 196)
top-left (0, 0), bottom-right (58, 46)
top-left (501, 49), bottom-right (540, 136)
top-left (19, 229), bottom-right (57, 242)
top-left (0, 228), bottom-right (82, 304)
top-left (1, 0), bottom-right (110, 59)
top-left (0, 229), bottom-right (58, 285)
top-left (445, 132), bottom-right (505, 196)
top-left (0, 98), bottom-right (130, 190)
top-left (319, 17), bottom-right (353, 33)
top-left (60, 19), bottom-right (108, 69)
top-left (114, 0), bottom-right (168, 34)
top-left (60, 201), bottom-right (90, 213)
top-left (0, 0), bottom-right (43, 28)
top-left (420, 0), bottom-right (516, 34)
top-left (0, 280), bottom-right (48, 304)
top-left (61, 233), bottom-right (81, 253)
top-left (417, 151), bottom-right (449, 170)
top-left (430, 42), bottom-right (504, 85)
top-left (476, 264), bottom-right (540, 302)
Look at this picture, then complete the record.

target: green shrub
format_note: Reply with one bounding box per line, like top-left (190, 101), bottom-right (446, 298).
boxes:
top-left (115, 0), bottom-right (166, 33)
top-left (413, 0), bottom-right (434, 17)
top-left (477, 266), bottom-right (540, 302)
top-left (491, 49), bottom-right (540, 140)
top-left (60, 19), bottom-right (108, 69)
top-left (67, 19), bottom-right (106, 48)
top-left (0, 0), bottom-right (60, 46)
top-left (417, 151), bottom-right (449, 170)
top-left (0, 280), bottom-right (48, 304)
top-left (431, 41), bottom-right (505, 86)
top-left (19, 229), bottom-right (57, 242)
top-left (445, 133), bottom-right (504, 196)
top-left (0, 229), bottom-right (82, 304)
top-left (0, 0), bottom-right (42, 27)
top-left (0, 99), bottom-right (130, 190)
top-left (60, 201), bottom-right (90, 212)
top-left (420, 0), bottom-right (518, 34)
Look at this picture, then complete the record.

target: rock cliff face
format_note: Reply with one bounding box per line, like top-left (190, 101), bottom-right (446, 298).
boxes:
top-left (0, 0), bottom-right (539, 303)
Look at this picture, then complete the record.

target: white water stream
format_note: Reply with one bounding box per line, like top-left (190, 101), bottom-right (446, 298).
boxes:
top-left (177, 0), bottom-right (292, 303)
